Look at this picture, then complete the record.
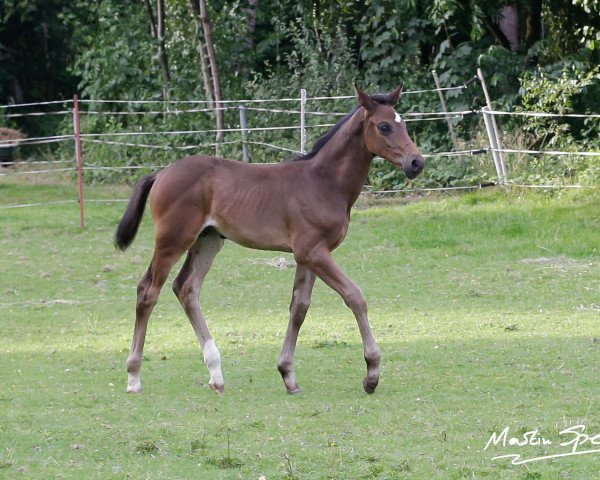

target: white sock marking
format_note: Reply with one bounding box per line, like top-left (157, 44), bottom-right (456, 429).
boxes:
top-left (127, 373), bottom-right (141, 393)
top-left (203, 339), bottom-right (223, 387)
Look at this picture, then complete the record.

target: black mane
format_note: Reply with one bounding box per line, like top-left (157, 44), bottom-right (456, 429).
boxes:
top-left (293, 93), bottom-right (393, 162)
top-left (293, 105), bottom-right (360, 161)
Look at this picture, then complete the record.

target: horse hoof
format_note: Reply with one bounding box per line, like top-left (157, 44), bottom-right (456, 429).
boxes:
top-left (126, 386), bottom-right (142, 394)
top-left (363, 378), bottom-right (378, 394)
top-left (287, 387), bottom-right (302, 395)
top-left (210, 383), bottom-right (224, 394)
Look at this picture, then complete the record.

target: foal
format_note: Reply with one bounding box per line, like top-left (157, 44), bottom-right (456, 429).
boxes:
top-left (115, 85), bottom-right (424, 395)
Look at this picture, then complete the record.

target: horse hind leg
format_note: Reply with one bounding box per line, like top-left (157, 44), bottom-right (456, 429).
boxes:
top-left (126, 248), bottom-right (181, 393)
top-left (172, 227), bottom-right (225, 393)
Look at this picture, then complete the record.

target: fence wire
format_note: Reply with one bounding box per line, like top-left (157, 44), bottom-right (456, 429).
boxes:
top-left (1, 75), bottom-right (599, 214)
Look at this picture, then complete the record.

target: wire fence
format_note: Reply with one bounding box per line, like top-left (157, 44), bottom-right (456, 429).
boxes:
top-left (1, 71), bottom-right (599, 220)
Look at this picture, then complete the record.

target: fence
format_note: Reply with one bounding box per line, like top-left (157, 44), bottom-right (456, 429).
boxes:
top-left (1, 70), bottom-right (599, 227)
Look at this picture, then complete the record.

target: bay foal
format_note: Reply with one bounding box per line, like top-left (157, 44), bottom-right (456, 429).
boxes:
top-left (115, 85), bottom-right (424, 395)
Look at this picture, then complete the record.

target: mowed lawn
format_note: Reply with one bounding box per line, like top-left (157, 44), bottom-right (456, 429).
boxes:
top-left (1, 182), bottom-right (600, 479)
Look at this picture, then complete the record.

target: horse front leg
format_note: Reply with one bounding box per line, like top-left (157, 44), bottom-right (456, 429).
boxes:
top-left (296, 248), bottom-right (380, 394)
top-left (277, 264), bottom-right (316, 394)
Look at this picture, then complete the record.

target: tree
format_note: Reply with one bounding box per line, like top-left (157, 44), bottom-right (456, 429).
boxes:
top-left (188, 0), bottom-right (224, 140)
top-left (143, 0), bottom-right (171, 100)
top-left (572, 0), bottom-right (600, 50)
top-left (0, 0), bottom-right (81, 104)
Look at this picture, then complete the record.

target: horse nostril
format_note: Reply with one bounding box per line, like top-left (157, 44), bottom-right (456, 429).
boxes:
top-left (411, 158), bottom-right (422, 173)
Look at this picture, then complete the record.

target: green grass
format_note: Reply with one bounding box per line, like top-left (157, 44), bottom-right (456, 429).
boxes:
top-left (2, 182), bottom-right (600, 479)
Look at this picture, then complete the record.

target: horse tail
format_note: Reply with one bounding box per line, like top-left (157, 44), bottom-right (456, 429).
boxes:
top-left (114, 173), bottom-right (157, 251)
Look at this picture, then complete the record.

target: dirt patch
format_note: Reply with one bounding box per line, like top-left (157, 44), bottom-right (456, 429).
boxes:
top-left (519, 256), bottom-right (593, 272)
top-left (247, 256), bottom-right (295, 270)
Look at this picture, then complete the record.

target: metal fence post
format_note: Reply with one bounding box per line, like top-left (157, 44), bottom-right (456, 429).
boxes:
top-left (300, 89), bottom-right (307, 154)
top-left (477, 68), bottom-right (508, 185)
top-left (239, 105), bottom-right (250, 162)
top-left (432, 70), bottom-right (460, 151)
top-left (481, 106), bottom-right (505, 185)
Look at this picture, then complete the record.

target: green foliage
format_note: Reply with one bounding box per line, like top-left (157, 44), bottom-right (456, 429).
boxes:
top-left (356, 1), bottom-right (427, 89)
top-left (572, 0), bottom-right (600, 51)
top-left (0, 0), bottom-right (83, 138)
top-left (543, 0), bottom-right (600, 57)
top-left (70, 2), bottom-right (161, 101)
top-left (2, 0), bottom-right (600, 186)
top-left (520, 63), bottom-right (600, 118)
top-left (508, 62), bottom-right (600, 186)
top-left (247, 18), bottom-right (357, 98)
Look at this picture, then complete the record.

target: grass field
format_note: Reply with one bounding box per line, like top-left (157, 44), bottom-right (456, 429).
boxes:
top-left (1, 181), bottom-right (600, 479)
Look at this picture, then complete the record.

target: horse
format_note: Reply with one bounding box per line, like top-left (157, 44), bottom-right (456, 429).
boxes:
top-left (114, 85), bottom-right (424, 395)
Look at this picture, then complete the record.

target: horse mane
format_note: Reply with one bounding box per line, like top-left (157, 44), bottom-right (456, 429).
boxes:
top-left (293, 93), bottom-right (393, 162)
top-left (293, 105), bottom-right (360, 161)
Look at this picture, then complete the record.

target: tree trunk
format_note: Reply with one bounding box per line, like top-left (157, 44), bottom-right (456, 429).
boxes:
top-left (498, 5), bottom-right (520, 52)
top-left (143, 0), bottom-right (171, 100)
top-left (482, 14), bottom-right (512, 50)
top-left (199, 0), bottom-right (225, 140)
top-left (525, 0), bottom-right (543, 50)
top-left (243, 0), bottom-right (258, 49)
top-left (156, 0), bottom-right (171, 100)
top-left (143, 0), bottom-right (158, 37)
top-left (187, 0), bottom-right (215, 110)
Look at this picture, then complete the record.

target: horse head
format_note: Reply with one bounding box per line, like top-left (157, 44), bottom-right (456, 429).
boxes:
top-left (355, 84), bottom-right (425, 179)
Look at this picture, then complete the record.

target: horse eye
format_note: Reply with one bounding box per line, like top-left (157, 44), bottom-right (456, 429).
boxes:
top-left (377, 122), bottom-right (392, 135)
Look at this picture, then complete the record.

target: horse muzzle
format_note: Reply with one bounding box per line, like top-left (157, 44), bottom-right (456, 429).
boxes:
top-left (401, 154), bottom-right (425, 180)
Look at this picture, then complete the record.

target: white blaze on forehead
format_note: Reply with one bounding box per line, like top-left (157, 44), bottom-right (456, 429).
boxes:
top-left (394, 112), bottom-right (402, 124)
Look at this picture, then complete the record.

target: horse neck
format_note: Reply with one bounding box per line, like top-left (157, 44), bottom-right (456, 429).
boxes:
top-left (311, 108), bottom-right (373, 205)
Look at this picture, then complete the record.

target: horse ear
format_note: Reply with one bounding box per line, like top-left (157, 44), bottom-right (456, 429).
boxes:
top-left (355, 84), bottom-right (376, 111)
top-left (387, 83), bottom-right (404, 106)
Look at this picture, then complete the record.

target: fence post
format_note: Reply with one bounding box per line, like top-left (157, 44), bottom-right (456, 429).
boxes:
top-left (477, 68), bottom-right (508, 185)
top-left (239, 106), bottom-right (250, 162)
top-left (300, 88), bottom-right (307, 154)
top-left (431, 70), bottom-right (460, 151)
top-left (481, 107), bottom-right (506, 185)
top-left (73, 95), bottom-right (85, 228)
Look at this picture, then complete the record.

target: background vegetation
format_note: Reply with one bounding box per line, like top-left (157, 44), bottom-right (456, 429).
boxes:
top-left (1, 0), bottom-right (599, 187)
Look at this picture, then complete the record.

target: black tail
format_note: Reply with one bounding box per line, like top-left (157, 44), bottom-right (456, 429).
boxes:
top-left (114, 173), bottom-right (157, 251)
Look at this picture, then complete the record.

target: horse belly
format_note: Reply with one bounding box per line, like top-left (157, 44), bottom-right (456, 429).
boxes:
top-left (214, 214), bottom-right (293, 253)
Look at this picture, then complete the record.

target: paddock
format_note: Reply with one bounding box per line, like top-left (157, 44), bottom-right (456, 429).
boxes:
top-left (1, 181), bottom-right (600, 478)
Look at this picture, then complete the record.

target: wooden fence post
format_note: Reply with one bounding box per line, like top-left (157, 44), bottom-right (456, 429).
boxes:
top-left (239, 106), bottom-right (250, 162)
top-left (431, 70), bottom-right (460, 152)
top-left (73, 95), bottom-right (85, 228)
